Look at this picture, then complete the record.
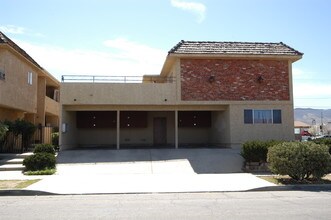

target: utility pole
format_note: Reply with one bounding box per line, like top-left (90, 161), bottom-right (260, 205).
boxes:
top-left (321, 111), bottom-right (324, 135)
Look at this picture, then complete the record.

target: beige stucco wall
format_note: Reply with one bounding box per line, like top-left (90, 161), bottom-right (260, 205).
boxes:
top-left (45, 96), bottom-right (60, 117)
top-left (0, 106), bottom-right (24, 121)
top-left (61, 83), bottom-right (177, 105)
top-left (60, 111), bottom-right (78, 149)
top-left (228, 104), bottom-right (294, 148)
top-left (36, 77), bottom-right (46, 125)
top-left (210, 110), bottom-right (231, 146)
top-left (0, 48), bottom-right (38, 113)
top-left (77, 129), bottom-right (117, 147)
top-left (178, 127), bottom-right (210, 145)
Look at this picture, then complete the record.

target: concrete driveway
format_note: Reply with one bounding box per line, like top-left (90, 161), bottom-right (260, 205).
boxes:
top-left (26, 148), bottom-right (276, 194)
top-left (56, 148), bottom-right (244, 174)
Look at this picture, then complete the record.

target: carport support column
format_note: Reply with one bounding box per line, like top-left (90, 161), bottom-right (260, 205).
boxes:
top-left (117, 110), bottom-right (120, 150)
top-left (175, 110), bottom-right (178, 149)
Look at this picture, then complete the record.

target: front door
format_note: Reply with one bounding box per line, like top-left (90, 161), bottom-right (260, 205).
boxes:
top-left (153, 117), bottom-right (167, 146)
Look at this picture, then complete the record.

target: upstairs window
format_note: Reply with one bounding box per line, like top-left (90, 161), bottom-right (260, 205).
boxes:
top-left (0, 70), bottom-right (5, 80)
top-left (244, 109), bottom-right (282, 124)
top-left (28, 72), bottom-right (33, 85)
top-left (254, 110), bottom-right (272, 124)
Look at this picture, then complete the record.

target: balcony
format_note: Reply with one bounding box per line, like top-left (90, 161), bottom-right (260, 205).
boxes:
top-left (45, 96), bottom-right (60, 116)
top-left (61, 75), bottom-right (177, 105)
top-left (61, 75), bottom-right (175, 83)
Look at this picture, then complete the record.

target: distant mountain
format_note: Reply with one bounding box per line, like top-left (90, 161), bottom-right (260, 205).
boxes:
top-left (294, 108), bottom-right (331, 125)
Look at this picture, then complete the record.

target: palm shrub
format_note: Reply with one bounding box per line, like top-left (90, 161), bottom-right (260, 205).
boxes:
top-left (51, 132), bottom-right (59, 151)
top-left (267, 142), bottom-right (331, 181)
top-left (0, 122), bottom-right (8, 139)
top-left (0, 122), bottom-right (9, 150)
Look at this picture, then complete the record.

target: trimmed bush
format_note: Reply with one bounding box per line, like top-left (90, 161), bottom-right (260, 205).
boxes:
top-left (23, 153), bottom-right (56, 171)
top-left (313, 138), bottom-right (331, 154)
top-left (33, 144), bottom-right (56, 155)
top-left (267, 142), bottom-right (331, 181)
top-left (241, 140), bottom-right (282, 162)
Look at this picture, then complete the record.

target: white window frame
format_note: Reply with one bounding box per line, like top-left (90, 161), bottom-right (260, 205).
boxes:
top-left (254, 110), bottom-right (273, 124)
top-left (28, 72), bottom-right (33, 85)
top-left (244, 109), bottom-right (282, 124)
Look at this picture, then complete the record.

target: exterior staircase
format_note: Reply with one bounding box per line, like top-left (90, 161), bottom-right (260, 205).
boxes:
top-left (0, 152), bottom-right (32, 171)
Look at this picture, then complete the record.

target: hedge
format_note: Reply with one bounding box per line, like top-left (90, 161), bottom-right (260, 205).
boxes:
top-left (23, 153), bottom-right (56, 171)
top-left (313, 138), bottom-right (331, 154)
top-left (33, 144), bottom-right (56, 155)
top-left (241, 140), bottom-right (283, 162)
top-left (267, 142), bottom-right (331, 181)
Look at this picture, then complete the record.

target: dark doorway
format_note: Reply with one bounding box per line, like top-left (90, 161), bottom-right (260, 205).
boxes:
top-left (153, 117), bottom-right (167, 146)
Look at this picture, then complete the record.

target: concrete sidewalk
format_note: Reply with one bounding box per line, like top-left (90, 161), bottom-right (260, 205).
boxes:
top-left (26, 173), bottom-right (275, 194)
top-left (2, 148), bottom-right (276, 194)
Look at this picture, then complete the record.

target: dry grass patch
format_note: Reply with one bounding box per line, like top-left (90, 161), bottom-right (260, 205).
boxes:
top-left (0, 179), bottom-right (40, 189)
top-left (259, 174), bottom-right (331, 185)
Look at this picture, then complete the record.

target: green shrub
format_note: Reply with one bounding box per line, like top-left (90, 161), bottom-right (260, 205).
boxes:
top-left (313, 138), bottom-right (331, 154)
top-left (23, 153), bottom-right (56, 171)
top-left (33, 144), bottom-right (56, 155)
top-left (241, 140), bottom-right (282, 162)
top-left (0, 122), bottom-right (9, 141)
top-left (51, 132), bottom-right (59, 147)
top-left (267, 142), bottom-right (331, 181)
top-left (25, 169), bottom-right (56, 175)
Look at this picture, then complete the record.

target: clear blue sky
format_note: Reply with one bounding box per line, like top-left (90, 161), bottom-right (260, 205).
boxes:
top-left (1, 0), bottom-right (331, 108)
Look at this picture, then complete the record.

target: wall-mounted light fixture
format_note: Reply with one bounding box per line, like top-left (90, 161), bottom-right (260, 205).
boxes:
top-left (208, 75), bottom-right (215, 83)
top-left (257, 75), bottom-right (264, 83)
top-left (62, 123), bottom-right (67, 133)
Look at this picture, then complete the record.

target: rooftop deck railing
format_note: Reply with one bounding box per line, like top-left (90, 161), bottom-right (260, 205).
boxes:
top-left (61, 75), bottom-right (175, 83)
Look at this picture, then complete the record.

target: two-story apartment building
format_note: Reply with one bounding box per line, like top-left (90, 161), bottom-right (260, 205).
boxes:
top-left (60, 41), bottom-right (302, 150)
top-left (0, 32), bottom-right (60, 135)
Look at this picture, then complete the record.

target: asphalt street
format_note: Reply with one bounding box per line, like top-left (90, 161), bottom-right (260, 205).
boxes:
top-left (1, 191), bottom-right (330, 219)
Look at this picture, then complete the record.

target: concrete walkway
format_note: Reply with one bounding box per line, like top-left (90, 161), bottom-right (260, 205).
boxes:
top-left (4, 149), bottom-right (276, 194)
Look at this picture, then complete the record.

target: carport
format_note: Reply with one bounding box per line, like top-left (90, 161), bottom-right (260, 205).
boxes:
top-left (60, 108), bottom-right (229, 150)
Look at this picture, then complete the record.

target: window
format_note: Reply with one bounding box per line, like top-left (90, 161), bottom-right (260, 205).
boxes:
top-left (28, 72), bottom-right (33, 85)
top-left (244, 109), bottom-right (282, 124)
top-left (273, 110), bottom-right (282, 124)
top-left (0, 70), bottom-right (5, 80)
top-left (254, 110), bottom-right (272, 124)
top-left (244, 110), bottom-right (253, 124)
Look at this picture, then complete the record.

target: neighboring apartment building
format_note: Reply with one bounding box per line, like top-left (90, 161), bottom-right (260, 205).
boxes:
top-left (0, 32), bottom-right (60, 132)
top-left (60, 41), bottom-right (303, 150)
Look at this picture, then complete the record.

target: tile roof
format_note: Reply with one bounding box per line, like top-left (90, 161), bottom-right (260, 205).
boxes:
top-left (169, 40), bottom-right (303, 56)
top-left (0, 31), bottom-right (43, 69)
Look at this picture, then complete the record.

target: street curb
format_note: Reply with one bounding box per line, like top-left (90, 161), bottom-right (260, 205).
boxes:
top-left (1, 184), bottom-right (331, 196)
top-left (249, 184), bottom-right (331, 192)
top-left (0, 189), bottom-right (58, 196)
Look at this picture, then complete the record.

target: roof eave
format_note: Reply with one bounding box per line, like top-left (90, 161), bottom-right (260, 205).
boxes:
top-left (159, 54), bottom-right (177, 76)
top-left (169, 53), bottom-right (303, 61)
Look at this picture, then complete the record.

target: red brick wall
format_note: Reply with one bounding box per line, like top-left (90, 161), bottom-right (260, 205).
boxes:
top-left (180, 59), bottom-right (290, 101)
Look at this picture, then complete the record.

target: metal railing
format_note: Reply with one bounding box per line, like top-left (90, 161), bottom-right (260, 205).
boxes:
top-left (61, 75), bottom-right (176, 83)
